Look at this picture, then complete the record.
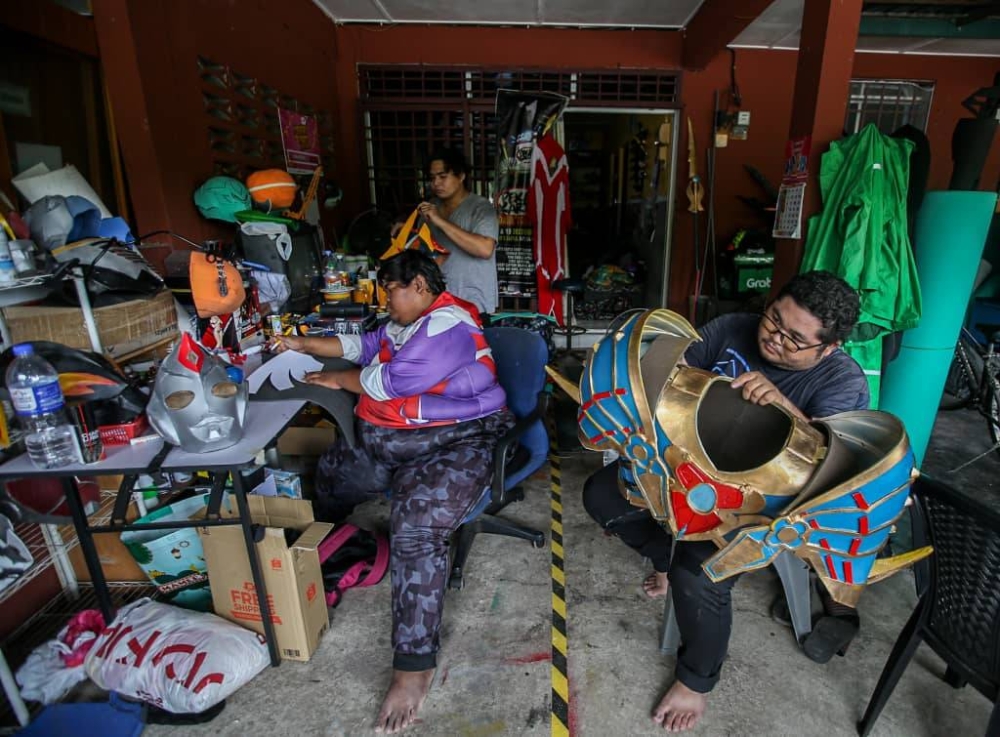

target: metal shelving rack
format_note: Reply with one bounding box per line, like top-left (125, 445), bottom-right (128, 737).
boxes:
top-left (3, 489), bottom-right (123, 604)
top-left (0, 261), bottom-right (159, 730)
top-left (0, 489), bottom-right (148, 730)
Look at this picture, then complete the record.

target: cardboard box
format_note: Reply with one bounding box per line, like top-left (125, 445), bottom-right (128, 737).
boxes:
top-left (69, 532), bottom-right (148, 583)
top-left (2, 288), bottom-right (178, 358)
top-left (71, 488), bottom-right (145, 582)
top-left (199, 495), bottom-right (333, 662)
top-left (95, 474), bottom-right (126, 493)
top-left (277, 425), bottom-right (338, 457)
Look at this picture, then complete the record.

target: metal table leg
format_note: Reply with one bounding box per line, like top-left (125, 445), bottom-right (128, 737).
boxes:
top-left (61, 476), bottom-right (114, 622)
top-left (231, 471), bottom-right (281, 666)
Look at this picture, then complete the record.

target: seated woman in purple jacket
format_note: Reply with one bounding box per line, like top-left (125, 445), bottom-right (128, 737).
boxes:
top-left (269, 250), bottom-right (513, 734)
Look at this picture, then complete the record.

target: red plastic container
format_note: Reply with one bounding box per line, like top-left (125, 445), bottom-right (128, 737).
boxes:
top-left (98, 414), bottom-right (149, 446)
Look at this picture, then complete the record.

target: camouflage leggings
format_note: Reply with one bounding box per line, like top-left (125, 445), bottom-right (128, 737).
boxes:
top-left (315, 409), bottom-right (514, 671)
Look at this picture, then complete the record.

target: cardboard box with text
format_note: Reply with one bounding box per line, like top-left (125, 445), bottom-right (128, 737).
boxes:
top-left (199, 495), bottom-right (332, 662)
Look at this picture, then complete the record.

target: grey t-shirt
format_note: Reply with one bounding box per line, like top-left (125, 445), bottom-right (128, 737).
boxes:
top-left (429, 193), bottom-right (499, 314)
top-left (684, 312), bottom-right (870, 419)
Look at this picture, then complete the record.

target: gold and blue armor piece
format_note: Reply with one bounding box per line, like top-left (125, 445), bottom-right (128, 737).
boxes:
top-left (569, 309), bottom-right (930, 607)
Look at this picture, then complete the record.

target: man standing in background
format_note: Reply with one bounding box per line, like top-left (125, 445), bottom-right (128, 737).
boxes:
top-left (411, 148), bottom-right (499, 316)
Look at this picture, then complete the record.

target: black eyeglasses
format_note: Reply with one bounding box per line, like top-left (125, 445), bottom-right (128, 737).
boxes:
top-left (758, 312), bottom-right (826, 353)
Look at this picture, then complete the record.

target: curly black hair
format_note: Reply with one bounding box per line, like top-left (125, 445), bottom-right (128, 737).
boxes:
top-left (378, 250), bottom-right (447, 296)
top-left (774, 270), bottom-right (860, 343)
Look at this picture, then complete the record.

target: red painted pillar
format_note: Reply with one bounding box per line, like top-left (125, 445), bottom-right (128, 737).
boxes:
top-left (91, 0), bottom-right (175, 240)
top-left (771, 0), bottom-right (863, 291)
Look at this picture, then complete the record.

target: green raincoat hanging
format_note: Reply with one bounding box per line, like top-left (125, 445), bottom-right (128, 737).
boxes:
top-left (801, 124), bottom-right (922, 405)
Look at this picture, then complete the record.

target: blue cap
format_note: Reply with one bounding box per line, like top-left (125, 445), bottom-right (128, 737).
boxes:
top-left (11, 344), bottom-right (33, 357)
top-left (98, 216), bottom-right (134, 243)
top-left (65, 196), bottom-right (102, 243)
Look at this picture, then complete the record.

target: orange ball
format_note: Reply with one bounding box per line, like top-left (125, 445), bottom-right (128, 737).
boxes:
top-left (246, 169), bottom-right (297, 209)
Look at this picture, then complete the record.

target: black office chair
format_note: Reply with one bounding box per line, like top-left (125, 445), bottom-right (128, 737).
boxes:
top-left (858, 475), bottom-right (1000, 736)
top-left (447, 327), bottom-right (549, 589)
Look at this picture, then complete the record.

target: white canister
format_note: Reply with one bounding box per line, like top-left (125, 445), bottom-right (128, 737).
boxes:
top-left (8, 240), bottom-right (36, 275)
top-left (0, 231), bottom-right (15, 283)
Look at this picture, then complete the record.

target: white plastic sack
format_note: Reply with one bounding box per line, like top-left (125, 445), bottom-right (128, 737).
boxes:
top-left (15, 641), bottom-right (88, 705)
top-left (252, 270), bottom-right (292, 312)
top-left (84, 598), bottom-right (269, 714)
top-left (239, 222), bottom-right (292, 260)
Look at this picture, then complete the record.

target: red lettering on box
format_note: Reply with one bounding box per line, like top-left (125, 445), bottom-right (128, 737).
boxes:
top-left (227, 592), bottom-right (282, 624)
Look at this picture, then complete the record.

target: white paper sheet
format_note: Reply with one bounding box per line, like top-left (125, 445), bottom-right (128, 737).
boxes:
top-left (13, 163), bottom-right (113, 218)
top-left (247, 350), bottom-right (323, 394)
top-left (250, 475), bottom-right (278, 497)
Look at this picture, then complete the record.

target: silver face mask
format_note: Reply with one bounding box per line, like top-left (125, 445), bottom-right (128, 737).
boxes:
top-left (147, 334), bottom-right (247, 453)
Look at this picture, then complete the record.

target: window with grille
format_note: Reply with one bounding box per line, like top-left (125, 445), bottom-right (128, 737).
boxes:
top-left (359, 65), bottom-right (680, 213)
top-left (845, 79), bottom-right (934, 135)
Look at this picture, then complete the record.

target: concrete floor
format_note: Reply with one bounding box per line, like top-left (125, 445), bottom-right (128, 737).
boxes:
top-left (141, 405), bottom-right (998, 737)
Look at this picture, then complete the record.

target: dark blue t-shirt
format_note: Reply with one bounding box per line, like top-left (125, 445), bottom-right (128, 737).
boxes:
top-left (683, 312), bottom-right (870, 419)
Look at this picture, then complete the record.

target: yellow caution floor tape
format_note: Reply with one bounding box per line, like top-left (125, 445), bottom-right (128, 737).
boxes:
top-left (550, 437), bottom-right (570, 737)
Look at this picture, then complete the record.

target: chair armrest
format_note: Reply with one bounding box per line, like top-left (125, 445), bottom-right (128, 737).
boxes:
top-left (491, 389), bottom-right (550, 504)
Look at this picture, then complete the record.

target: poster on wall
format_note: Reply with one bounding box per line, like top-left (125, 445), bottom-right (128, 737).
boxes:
top-left (781, 135), bottom-right (811, 185)
top-left (493, 90), bottom-right (568, 297)
top-left (279, 108), bottom-right (321, 174)
top-left (772, 135), bottom-right (811, 240)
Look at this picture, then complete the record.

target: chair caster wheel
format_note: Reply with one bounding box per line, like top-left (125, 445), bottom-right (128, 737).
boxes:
top-left (448, 573), bottom-right (465, 590)
top-left (531, 536), bottom-right (546, 549)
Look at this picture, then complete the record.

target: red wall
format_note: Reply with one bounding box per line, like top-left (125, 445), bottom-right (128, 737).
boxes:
top-left (332, 24), bottom-right (1000, 312)
top-left (95, 0), bottom-right (342, 265)
top-left (88, 11), bottom-right (1000, 305)
top-left (854, 53), bottom-right (1000, 190)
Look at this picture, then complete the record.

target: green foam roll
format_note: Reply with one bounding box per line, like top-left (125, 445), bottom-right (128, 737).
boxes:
top-left (880, 191), bottom-right (998, 465)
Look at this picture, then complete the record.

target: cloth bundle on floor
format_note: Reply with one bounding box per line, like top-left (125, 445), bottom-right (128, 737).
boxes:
top-left (85, 598), bottom-right (268, 714)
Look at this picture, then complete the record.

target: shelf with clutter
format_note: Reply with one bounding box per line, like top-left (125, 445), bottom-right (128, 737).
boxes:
top-left (0, 160), bottom-right (373, 728)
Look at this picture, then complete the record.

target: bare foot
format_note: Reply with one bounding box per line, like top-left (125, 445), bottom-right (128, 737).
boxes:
top-left (643, 571), bottom-right (669, 599)
top-left (651, 680), bottom-right (707, 732)
top-left (374, 668), bottom-right (434, 733)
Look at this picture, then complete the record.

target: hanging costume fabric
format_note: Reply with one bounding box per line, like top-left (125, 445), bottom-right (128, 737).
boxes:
top-left (800, 124), bottom-right (923, 404)
top-left (529, 134), bottom-right (571, 324)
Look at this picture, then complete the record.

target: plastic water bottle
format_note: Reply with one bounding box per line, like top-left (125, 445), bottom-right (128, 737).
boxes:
top-left (322, 249), bottom-right (337, 289)
top-left (6, 344), bottom-right (80, 468)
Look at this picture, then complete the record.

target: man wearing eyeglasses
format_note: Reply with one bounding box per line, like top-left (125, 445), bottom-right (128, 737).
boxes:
top-left (583, 270), bottom-right (869, 732)
top-left (392, 148), bottom-right (499, 316)
top-left (692, 269), bottom-right (869, 423)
